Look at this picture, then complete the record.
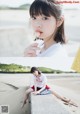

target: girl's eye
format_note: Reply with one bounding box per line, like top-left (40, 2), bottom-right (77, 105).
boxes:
top-left (42, 17), bottom-right (48, 20)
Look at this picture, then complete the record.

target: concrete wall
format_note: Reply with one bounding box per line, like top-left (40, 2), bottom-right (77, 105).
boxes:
top-left (30, 94), bottom-right (70, 114)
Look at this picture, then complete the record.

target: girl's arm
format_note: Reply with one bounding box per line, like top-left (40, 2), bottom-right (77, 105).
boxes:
top-left (34, 78), bottom-right (37, 92)
top-left (33, 85), bottom-right (46, 95)
top-left (33, 74), bottom-right (47, 94)
top-left (37, 85), bottom-right (46, 93)
top-left (37, 75), bottom-right (47, 93)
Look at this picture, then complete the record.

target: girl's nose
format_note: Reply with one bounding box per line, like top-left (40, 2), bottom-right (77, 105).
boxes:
top-left (36, 21), bottom-right (42, 27)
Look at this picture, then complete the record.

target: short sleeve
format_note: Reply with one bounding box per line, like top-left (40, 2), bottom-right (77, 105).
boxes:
top-left (42, 74), bottom-right (47, 84)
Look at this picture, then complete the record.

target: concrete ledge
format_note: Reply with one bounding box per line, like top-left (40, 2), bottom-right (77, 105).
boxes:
top-left (30, 94), bottom-right (70, 114)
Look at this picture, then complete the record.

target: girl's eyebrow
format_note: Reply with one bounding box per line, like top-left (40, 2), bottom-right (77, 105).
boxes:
top-left (42, 14), bottom-right (51, 17)
top-left (31, 15), bottom-right (50, 17)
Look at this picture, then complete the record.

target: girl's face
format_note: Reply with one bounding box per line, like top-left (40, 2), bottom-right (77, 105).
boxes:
top-left (33, 70), bottom-right (39, 77)
top-left (30, 15), bottom-right (57, 40)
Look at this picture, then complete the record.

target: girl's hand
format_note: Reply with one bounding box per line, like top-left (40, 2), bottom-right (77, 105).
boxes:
top-left (24, 43), bottom-right (40, 57)
top-left (32, 91), bottom-right (40, 95)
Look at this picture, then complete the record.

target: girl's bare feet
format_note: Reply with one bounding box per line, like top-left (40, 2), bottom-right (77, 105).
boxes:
top-left (62, 98), bottom-right (78, 107)
top-left (21, 100), bottom-right (28, 108)
top-left (61, 97), bottom-right (70, 103)
top-left (66, 100), bottom-right (78, 107)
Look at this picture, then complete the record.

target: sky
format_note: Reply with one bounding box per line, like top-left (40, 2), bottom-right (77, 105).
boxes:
top-left (0, 57), bottom-right (74, 71)
top-left (0, 0), bottom-right (34, 7)
top-left (0, 0), bottom-right (80, 9)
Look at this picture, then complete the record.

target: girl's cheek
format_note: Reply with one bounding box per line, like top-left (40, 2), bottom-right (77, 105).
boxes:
top-left (31, 22), bottom-right (36, 29)
top-left (30, 20), bottom-right (35, 27)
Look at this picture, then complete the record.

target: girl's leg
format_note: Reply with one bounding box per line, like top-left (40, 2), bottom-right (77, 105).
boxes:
top-left (22, 88), bottom-right (33, 108)
top-left (50, 89), bottom-right (70, 102)
top-left (50, 89), bottom-right (78, 107)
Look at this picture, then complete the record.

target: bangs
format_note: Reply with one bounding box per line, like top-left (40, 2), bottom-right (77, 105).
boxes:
top-left (30, 0), bottom-right (57, 17)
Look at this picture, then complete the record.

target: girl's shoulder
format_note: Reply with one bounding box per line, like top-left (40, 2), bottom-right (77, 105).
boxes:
top-left (38, 43), bottom-right (68, 57)
top-left (41, 73), bottom-right (47, 78)
top-left (47, 43), bottom-right (68, 57)
top-left (41, 73), bottom-right (45, 76)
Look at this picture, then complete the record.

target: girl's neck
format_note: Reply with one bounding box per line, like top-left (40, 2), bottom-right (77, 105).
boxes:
top-left (42, 34), bottom-right (56, 51)
top-left (38, 74), bottom-right (41, 77)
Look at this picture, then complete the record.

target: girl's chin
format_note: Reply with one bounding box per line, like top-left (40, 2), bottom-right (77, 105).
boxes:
top-left (39, 35), bottom-right (45, 39)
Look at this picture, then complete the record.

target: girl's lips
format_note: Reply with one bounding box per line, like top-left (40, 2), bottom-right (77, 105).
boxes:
top-left (35, 30), bottom-right (43, 33)
top-left (35, 30), bottom-right (43, 37)
top-left (36, 32), bottom-right (40, 37)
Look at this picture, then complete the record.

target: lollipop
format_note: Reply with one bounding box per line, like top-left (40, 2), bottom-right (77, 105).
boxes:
top-left (34, 32), bottom-right (44, 55)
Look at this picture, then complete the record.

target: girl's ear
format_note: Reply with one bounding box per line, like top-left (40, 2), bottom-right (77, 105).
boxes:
top-left (56, 16), bottom-right (64, 27)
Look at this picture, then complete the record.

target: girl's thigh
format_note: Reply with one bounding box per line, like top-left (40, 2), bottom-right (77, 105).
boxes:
top-left (25, 88), bottom-right (33, 94)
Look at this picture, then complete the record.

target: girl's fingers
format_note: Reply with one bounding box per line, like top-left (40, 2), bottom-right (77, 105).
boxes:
top-left (31, 43), bottom-right (41, 50)
top-left (24, 49), bottom-right (36, 57)
top-left (24, 43), bottom-right (41, 57)
top-left (31, 43), bottom-right (38, 47)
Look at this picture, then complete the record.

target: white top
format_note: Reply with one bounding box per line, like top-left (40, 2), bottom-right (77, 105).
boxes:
top-left (30, 73), bottom-right (47, 88)
top-left (36, 43), bottom-right (72, 71)
top-left (37, 43), bottom-right (68, 58)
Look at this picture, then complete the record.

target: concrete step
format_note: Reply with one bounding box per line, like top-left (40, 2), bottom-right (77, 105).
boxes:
top-left (30, 94), bottom-right (70, 114)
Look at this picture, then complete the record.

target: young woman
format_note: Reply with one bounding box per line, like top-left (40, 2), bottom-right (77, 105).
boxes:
top-left (22, 67), bottom-right (77, 108)
top-left (24, 0), bottom-right (68, 57)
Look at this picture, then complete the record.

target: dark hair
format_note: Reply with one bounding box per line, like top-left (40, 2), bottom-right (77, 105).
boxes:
top-left (30, 67), bottom-right (41, 74)
top-left (29, 0), bottom-right (66, 44)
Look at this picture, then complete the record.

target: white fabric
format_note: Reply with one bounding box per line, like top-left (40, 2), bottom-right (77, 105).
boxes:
top-left (36, 43), bottom-right (73, 71)
top-left (37, 43), bottom-right (68, 58)
top-left (30, 73), bottom-right (47, 88)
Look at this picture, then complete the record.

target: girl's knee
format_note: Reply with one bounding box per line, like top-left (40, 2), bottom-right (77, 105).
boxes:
top-left (25, 88), bottom-right (33, 94)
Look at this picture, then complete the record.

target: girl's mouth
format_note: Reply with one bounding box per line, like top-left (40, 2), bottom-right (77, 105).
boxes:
top-left (35, 30), bottom-right (43, 37)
